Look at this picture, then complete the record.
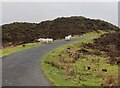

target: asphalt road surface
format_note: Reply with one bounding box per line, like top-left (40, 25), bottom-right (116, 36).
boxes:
top-left (2, 37), bottom-right (88, 86)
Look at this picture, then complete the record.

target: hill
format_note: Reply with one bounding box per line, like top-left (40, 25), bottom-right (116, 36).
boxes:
top-left (84, 32), bottom-right (120, 64)
top-left (2, 16), bottom-right (119, 48)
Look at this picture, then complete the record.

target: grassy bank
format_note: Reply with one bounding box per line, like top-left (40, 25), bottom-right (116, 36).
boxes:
top-left (41, 30), bottom-right (118, 86)
top-left (0, 42), bottom-right (42, 57)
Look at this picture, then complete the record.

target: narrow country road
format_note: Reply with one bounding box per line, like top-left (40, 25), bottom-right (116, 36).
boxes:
top-left (2, 37), bottom-right (88, 86)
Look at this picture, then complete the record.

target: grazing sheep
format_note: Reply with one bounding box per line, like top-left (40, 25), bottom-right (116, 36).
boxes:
top-left (38, 38), bottom-right (53, 43)
top-left (65, 35), bottom-right (72, 41)
top-left (43, 39), bottom-right (49, 43)
top-left (46, 38), bottom-right (53, 43)
top-left (38, 38), bottom-right (44, 42)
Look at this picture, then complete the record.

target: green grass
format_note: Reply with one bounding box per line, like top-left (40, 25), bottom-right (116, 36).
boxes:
top-left (0, 42), bottom-right (42, 57)
top-left (73, 30), bottom-right (105, 38)
top-left (41, 30), bottom-right (118, 86)
top-left (74, 55), bottom-right (118, 85)
top-left (0, 39), bottom-right (70, 58)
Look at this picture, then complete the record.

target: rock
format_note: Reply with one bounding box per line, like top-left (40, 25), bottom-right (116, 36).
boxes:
top-left (22, 44), bottom-right (25, 47)
top-left (102, 68), bottom-right (107, 72)
top-left (87, 66), bottom-right (91, 70)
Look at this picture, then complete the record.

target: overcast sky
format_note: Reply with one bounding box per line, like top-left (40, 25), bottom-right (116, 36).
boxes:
top-left (1, 2), bottom-right (119, 26)
top-left (118, 2), bottom-right (120, 27)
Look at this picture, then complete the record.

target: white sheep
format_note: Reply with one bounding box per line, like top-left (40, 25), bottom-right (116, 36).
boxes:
top-left (69, 35), bottom-right (72, 38)
top-left (65, 35), bottom-right (72, 41)
top-left (42, 38), bottom-right (48, 43)
top-left (38, 38), bottom-right (44, 42)
top-left (38, 38), bottom-right (53, 43)
top-left (46, 38), bottom-right (53, 43)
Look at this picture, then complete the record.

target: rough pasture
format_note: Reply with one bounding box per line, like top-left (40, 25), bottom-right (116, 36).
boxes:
top-left (41, 31), bottom-right (118, 86)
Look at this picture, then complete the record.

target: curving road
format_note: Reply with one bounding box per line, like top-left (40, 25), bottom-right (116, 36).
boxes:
top-left (2, 37), bottom-right (88, 86)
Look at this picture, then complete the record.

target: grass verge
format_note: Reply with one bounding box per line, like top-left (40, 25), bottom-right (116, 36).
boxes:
top-left (41, 30), bottom-right (117, 86)
top-left (0, 42), bottom-right (42, 57)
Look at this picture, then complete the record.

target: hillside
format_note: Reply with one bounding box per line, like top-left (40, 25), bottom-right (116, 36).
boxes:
top-left (84, 32), bottom-right (120, 65)
top-left (41, 32), bottom-right (120, 88)
top-left (2, 16), bottom-right (119, 48)
top-left (41, 31), bottom-right (119, 86)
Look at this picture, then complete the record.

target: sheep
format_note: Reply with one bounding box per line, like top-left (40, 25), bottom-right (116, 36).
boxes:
top-left (42, 38), bottom-right (48, 43)
top-left (46, 38), bottom-right (53, 43)
top-left (65, 36), bottom-right (69, 41)
top-left (38, 38), bottom-right (53, 43)
top-left (65, 35), bottom-right (72, 41)
top-left (38, 38), bottom-right (44, 42)
top-left (38, 38), bottom-right (47, 43)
